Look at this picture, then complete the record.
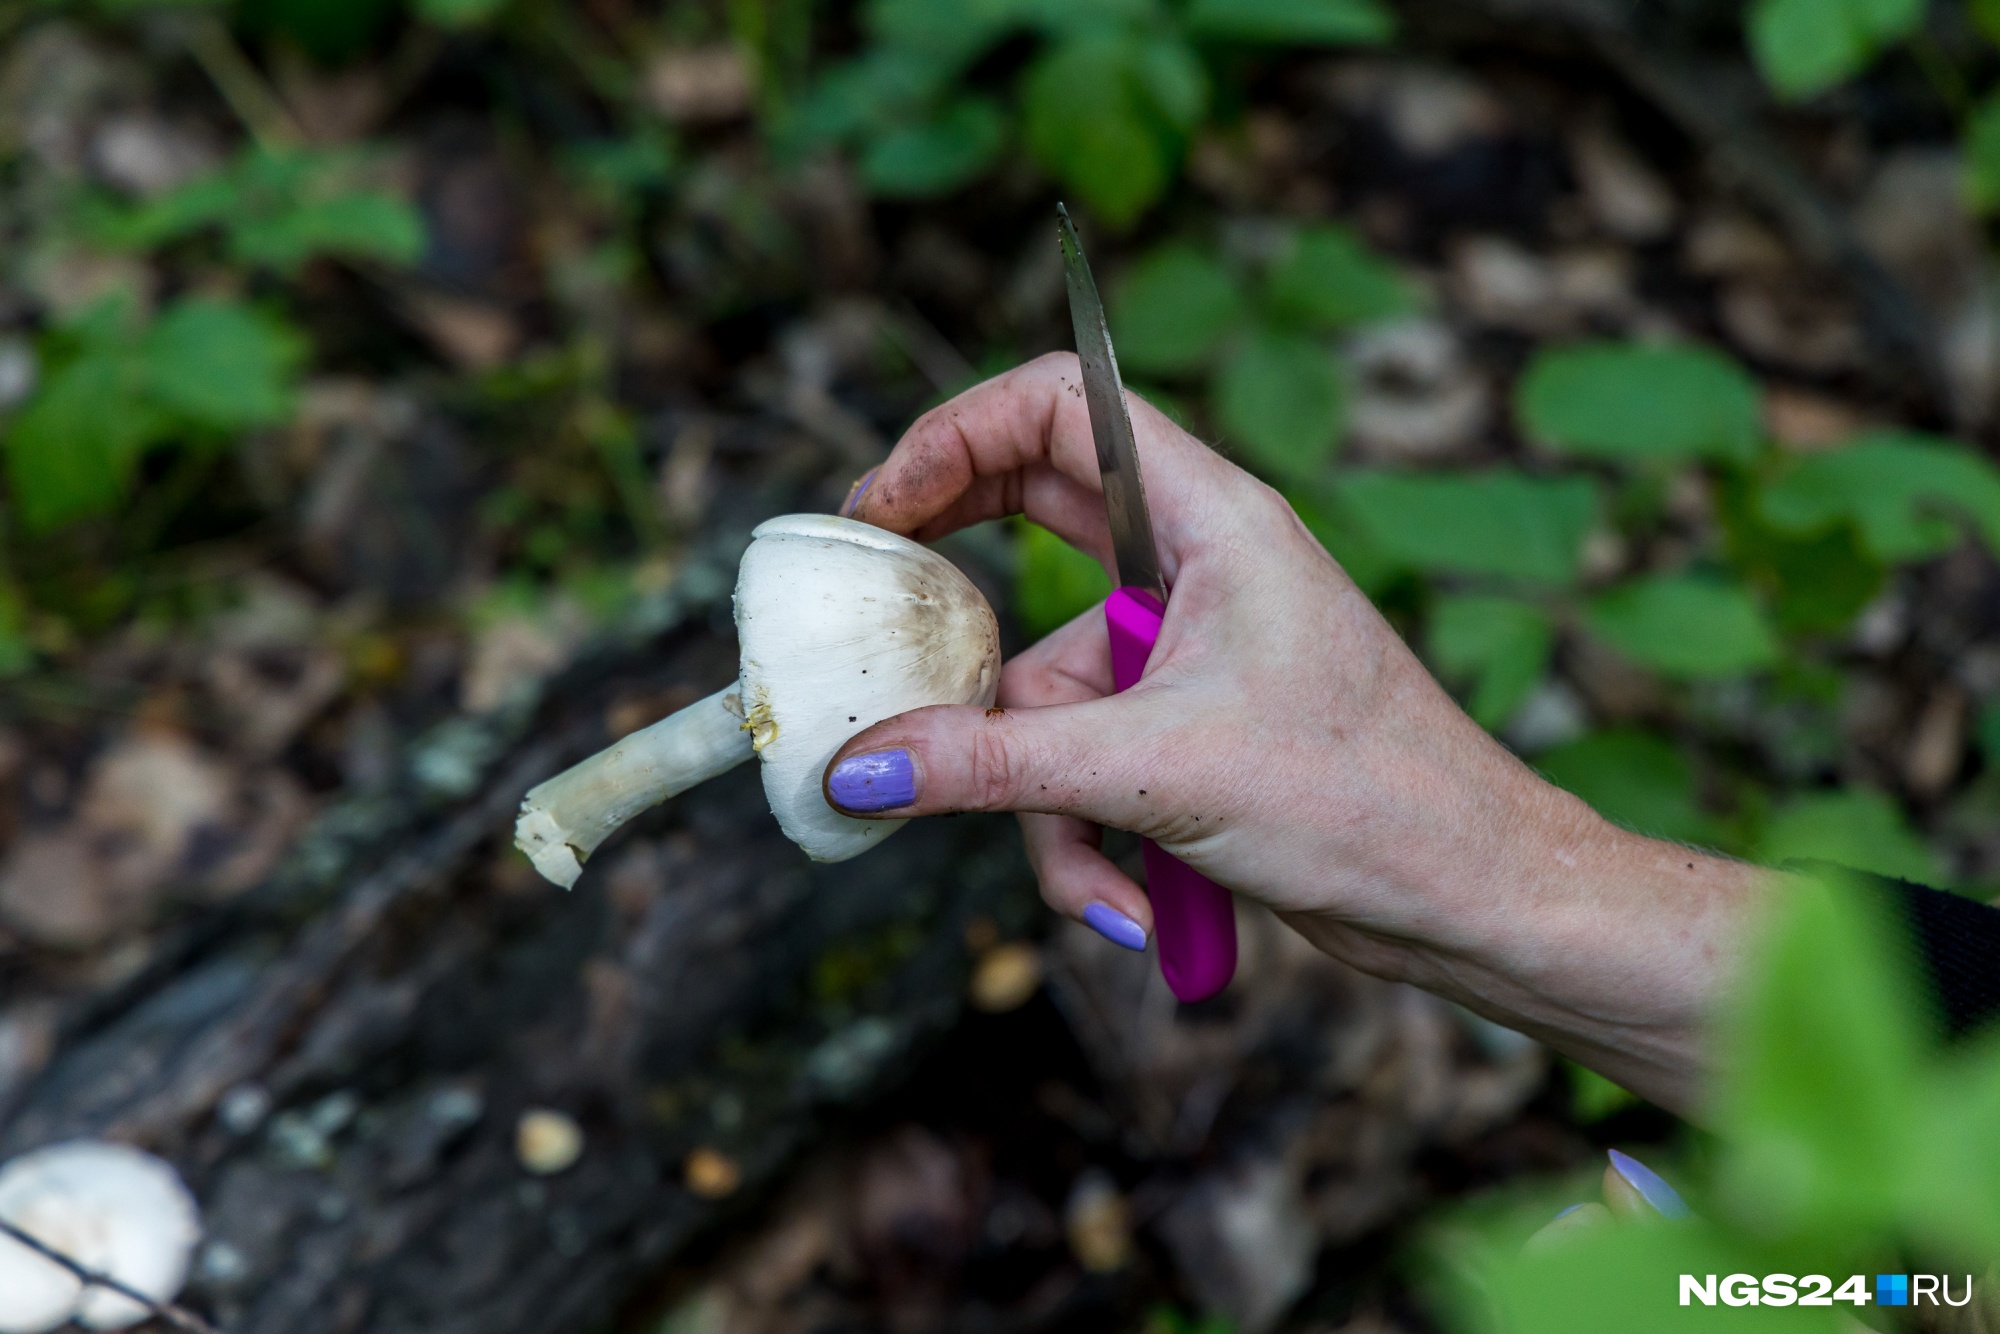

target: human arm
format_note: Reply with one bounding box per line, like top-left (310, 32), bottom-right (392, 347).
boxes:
top-left (824, 353), bottom-right (1775, 1119)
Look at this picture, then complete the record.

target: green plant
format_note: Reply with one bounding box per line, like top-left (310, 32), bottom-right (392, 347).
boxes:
top-left (794, 0), bottom-right (1394, 223)
top-left (0, 100), bottom-right (430, 668)
top-left (1742, 0), bottom-right (2000, 217)
top-left (1566, 1060), bottom-right (1641, 1123)
top-left (88, 146), bottom-right (425, 273)
top-left (1013, 517), bottom-right (1113, 639)
top-left (1114, 226), bottom-right (1413, 475)
top-left (1, 141), bottom-right (425, 538)
top-left (1747, 0), bottom-right (1923, 102)
top-left (1435, 871), bottom-right (2000, 1331)
top-left (3, 295), bottom-right (304, 533)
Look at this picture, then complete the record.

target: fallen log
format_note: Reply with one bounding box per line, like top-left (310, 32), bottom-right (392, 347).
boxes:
top-left (0, 522), bottom-right (1035, 1334)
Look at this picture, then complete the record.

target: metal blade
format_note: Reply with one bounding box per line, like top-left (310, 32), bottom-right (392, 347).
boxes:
top-left (1057, 203), bottom-right (1165, 603)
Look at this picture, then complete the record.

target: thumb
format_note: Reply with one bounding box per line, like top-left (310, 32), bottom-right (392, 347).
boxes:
top-left (821, 699), bottom-right (1150, 828)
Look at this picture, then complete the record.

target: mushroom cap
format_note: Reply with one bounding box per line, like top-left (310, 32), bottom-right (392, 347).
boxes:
top-left (0, 1140), bottom-right (202, 1333)
top-left (735, 514), bottom-right (1001, 861)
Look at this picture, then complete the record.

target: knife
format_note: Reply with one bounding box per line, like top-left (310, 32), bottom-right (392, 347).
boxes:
top-left (1056, 203), bottom-right (1238, 1003)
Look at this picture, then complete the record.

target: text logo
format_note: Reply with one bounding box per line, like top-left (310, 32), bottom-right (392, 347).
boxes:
top-left (1680, 1274), bottom-right (1975, 1308)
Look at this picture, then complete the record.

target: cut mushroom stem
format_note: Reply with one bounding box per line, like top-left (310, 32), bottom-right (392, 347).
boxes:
top-left (515, 686), bottom-right (755, 889)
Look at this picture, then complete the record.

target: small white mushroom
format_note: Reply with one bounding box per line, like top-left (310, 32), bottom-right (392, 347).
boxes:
top-left (517, 514), bottom-right (999, 884)
top-left (0, 1140), bottom-right (202, 1334)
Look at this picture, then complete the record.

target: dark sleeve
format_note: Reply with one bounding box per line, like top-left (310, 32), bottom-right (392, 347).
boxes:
top-left (1883, 879), bottom-right (2000, 1041)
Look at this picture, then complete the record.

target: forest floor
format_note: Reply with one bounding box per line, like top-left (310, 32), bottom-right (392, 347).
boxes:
top-left (1, 2), bottom-right (1992, 1331)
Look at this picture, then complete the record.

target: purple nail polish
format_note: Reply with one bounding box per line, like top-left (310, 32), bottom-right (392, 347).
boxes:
top-left (1553, 1203), bottom-right (1586, 1221)
top-left (827, 749), bottom-right (915, 811)
top-left (840, 467), bottom-right (878, 518)
top-left (1608, 1149), bottom-right (1690, 1219)
top-left (1083, 903), bottom-right (1147, 952)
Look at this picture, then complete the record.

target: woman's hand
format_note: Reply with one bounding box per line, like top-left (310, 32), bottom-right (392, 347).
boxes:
top-left (824, 353), bottom-right (1770, 1117)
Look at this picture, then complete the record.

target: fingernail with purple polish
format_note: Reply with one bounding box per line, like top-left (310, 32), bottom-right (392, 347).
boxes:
top-left (840, 467), bottom-right (878, 518)
top-left (1608, 1149), bottom-right (1690, 1219)
top-left (1083, 903), bottom-right (1147, 952)
top-left (827, 749), bottom-right (915, 812)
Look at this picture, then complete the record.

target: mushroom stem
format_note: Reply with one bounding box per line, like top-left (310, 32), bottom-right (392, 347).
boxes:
top-left (515, 685), bottom-right (753, 888)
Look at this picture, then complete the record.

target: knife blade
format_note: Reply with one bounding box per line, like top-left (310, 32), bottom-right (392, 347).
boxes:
top-left (1056, 204), bottom-right (1166, 605)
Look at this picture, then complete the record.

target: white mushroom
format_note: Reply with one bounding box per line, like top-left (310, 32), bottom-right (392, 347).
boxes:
top-left (0, 1140), bottom-right (202, 1334)
top-left (517, 514), bottom-right (1000, 884)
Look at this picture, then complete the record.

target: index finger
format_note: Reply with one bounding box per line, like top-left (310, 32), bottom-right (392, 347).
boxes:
top-left (848, 352), bottom-right (1227, 576)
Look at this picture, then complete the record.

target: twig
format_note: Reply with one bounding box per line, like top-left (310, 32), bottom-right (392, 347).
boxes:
top-left (0, 1214), bottom-right (221, 1334)
top-left (179, 12), bottom-right (304, 150)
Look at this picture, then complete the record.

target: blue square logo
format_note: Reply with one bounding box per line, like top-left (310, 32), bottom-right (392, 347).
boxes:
top-left (1878, 1274), bottom-right (1909, 1306)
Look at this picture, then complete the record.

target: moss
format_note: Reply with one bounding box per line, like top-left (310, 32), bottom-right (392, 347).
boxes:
top-left (810, 922), bottom-right (923, 1009)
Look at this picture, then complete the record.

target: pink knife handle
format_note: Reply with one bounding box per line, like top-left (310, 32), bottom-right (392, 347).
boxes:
top-left (1104, 587), bottom-right (1238, 1002)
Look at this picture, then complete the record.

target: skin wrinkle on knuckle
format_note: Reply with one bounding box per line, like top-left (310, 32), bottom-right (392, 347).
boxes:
top-left (962, 719), bottom-right (1024, 811)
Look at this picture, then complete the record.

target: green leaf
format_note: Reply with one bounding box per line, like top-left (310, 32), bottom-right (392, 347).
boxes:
top-left (91, 173), bottom-right (240, 249)
top-left (229, 190), bottom-right (426, 270)
top-left (1747, 0), bottom-right (1923, 101)
top-left (1516, 342), bottom-right (1760, 465)
top-left (0, 584), bottom-right (31, 677)
top-left (1111, 245), bottom-right (1248, 376)
top-left (3, 348), bottom-right (156, 532)
top-left (1758, 432), bottom-right (2000, 563)
top-left (1536, 729), bottom-right (1719, 846)
top-left (1717, 871), bottom-right (1929, 1239)
top-left (1717, 472), bottom-right (1883, 634)
top-left (1333, 470), bottom-right (1598, 585)
top-left (1479, 1222), bottom-right (1847, 1333)
top-left (1428, 594), bottom-right (1552, 730)
top-left (1012, 518), bottom-right (1111, 640)
top-left (1213, 331), bottom-right (1343, 478)
top-left (417, 0), bottom-right (507, 27)
top-left (795, 50), bottom-right (946, 143)
top-left (1967, 92), bottom-right (2000, 214)
top-left (1133, 33), bottom-right (1209, 133)
top-left (95, 0), bottom-right (231, 11)
top-left (1913, 1032), bottom-right (2000, 1258)
top-left (1022, 33), bottom-right (1194, 227)
top-left (1585, 574), bottom-right (1780, 678)
top-left (1756, 788), bottom-right (1942, 886)
top-left (1567, 1061), bottom-right (1641, 1122)
top-left (96, 148), bottom-right (426, 274)
top-left (1975, 0), bottom-right (2000, 44)
top-left (861, 99), bottom-right (1007, 196)
top-left (864, 0), bottom-right (1012, 63)
top-left (239, 0), bottom-right (398, 66)
top-left (1265, 225), bottom-right (1411, 331)
top-left (990, 0), bottom-right (1156, 30)
top-left (1184, 0), bottom-right (1393, 45)
top-left (143, 298), bottom-right (305, 432)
